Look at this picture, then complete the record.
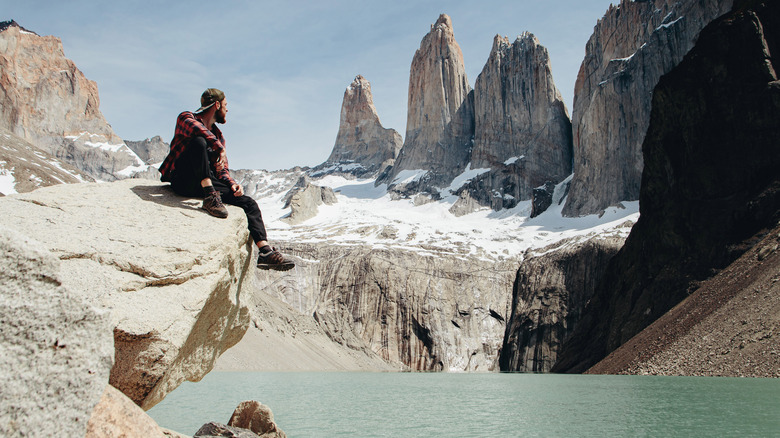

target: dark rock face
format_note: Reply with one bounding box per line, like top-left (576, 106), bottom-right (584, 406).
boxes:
top-left (313, 75), bottom-right (402, 178)
top-left (553, 0), bottom-right (780, 373)
top-left (468, 33), bottom-right (572, 209)
top-left (381, 14), bottom-right (475, 192)
top-left (563, 0), bottom-right (734, 217)
top-left (499, 235), bottom-right (626, 372)
top-left (531, 181), bottom-right (556, 218)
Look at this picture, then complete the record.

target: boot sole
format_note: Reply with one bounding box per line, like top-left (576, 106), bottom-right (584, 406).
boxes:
top-left (257, 262), bottom-right (295, 271)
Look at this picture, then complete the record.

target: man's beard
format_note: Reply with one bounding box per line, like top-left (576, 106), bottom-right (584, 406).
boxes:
top-left (215, 111), bottom-right (226, 124)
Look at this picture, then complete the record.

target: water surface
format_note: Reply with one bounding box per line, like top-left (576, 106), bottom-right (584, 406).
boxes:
top-left (148, 372), bottom-right (780, 437)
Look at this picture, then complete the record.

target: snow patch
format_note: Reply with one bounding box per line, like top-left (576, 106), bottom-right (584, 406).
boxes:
top-left (115, 163), bottom-right (151, 178)
top-left (657, 16), bottom-right (684, 31)
top-left (503, 155), bottom-right (525, 166)
top-left (0, 166), bottom-right (18, 195)
top-left (65, 132), bottom-right (130, 154)
top-left (392, 169), bottom-right (428, 185)
top-left (445, 163), bottom-right (490, 193)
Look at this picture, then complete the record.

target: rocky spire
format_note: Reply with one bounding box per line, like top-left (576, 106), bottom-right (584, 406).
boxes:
top-left (469, 32), bottom-right (572, 204)
top-left (319, 75), bottom-right (402, 177)
top-left (382, 14), bottom-right (474, 191)
top-left (562, 0), bottom-right (734, 216)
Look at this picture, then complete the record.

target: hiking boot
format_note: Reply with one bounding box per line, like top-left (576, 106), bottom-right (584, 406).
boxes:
top-left (202, 192), bottom-right (228, 218)
top-left (257, 247), bottom-right (295, 271)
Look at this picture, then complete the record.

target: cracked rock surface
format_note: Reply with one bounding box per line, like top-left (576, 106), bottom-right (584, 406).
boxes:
top-left (0, 179), bottom-right (253, 409)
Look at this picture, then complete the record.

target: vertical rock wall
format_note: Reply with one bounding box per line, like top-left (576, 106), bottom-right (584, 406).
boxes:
top-left (499, 235), bottom-right (626, 372)
top-left (563, 0), bottom-right (734, 217)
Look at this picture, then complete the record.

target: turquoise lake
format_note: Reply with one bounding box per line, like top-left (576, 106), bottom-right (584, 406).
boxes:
top-left (147, 372), bottom-right (780, 437)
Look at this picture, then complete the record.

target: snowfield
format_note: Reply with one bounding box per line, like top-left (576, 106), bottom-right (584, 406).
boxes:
top-left (253, 171), bottom-right (639, 262)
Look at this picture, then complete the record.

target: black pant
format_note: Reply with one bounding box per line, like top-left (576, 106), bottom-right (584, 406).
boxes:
top-left (169, 136), bottom-right (268, 243)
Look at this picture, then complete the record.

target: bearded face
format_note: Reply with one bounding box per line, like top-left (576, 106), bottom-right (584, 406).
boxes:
top-left (215, 99), bottom-right (228, 124)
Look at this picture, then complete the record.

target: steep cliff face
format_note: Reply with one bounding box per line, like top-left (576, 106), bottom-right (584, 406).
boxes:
top-left (563, 0), bottom-right (734, 217)
top-left (553, 0), bottom-right (780, 373)
top-left (0, 21), bottom-right (147, 181)
top-left (314, 75), bottom-right (402, 178)
top-left (261, 243), bottom-right (517, 371)
top-left (462, 33), bottom-right (572, 211)
top-left (499, 234), bottom-right (627, 373)
top-left (383, 14), bottom-right (474, 193)
top-left (0, 180), bottom-right (253, 409)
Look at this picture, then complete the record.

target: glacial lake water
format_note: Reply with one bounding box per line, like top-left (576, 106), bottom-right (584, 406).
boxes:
top-left (147, 372), bottom-right (780, 437)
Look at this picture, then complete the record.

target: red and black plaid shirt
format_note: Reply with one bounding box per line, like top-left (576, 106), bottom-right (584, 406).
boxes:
top-left (158, 111), bottom-right (236, 186)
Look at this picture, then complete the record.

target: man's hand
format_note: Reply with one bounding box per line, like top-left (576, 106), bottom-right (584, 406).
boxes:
top-left (232, 184), bottom-right (244, 197)
top-left (215, 151), bottom-right (228, 169)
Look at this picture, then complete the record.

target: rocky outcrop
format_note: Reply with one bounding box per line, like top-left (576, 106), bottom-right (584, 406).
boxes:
top-left (383, 14), bottom-right (474, 193)
top-left (228, 401), bottom-right (286, 438)
top-left (553, 0), bottom-right (780, 373)
top-left (313, 75), bottom-right (402, 178)
top-left (499, 233), bottom-right (628, 373)
top-left (563, 0), bottom-right (734, 217)
top-left (464, 33), bottom-right (572, 210)
top-left (0, 21), bottom-right (148, 181)
top-left (263, 243), bottom-right (517, 371)
top-left (0, 226), bottom-right (114, 437)
top-left (0, 127), bottom-right (92, 195)
top-left (0, 179), bottom-right (253, 409)
top-left (126, 136), bottom-right (170, 166)
top-left (281, 176), bottom-right (337, 224)
top-left (86, 385), bottom-right (168, 438)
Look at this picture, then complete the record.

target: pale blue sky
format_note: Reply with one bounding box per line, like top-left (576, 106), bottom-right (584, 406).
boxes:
top-left (4, 0), bottom-right (615, 171)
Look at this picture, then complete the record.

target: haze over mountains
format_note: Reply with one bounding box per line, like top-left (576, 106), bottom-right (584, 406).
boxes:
top-left (2, 0), bottom-right (780, 434)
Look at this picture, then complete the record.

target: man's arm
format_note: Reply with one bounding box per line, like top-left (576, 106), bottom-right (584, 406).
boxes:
top-left (176, 112), bottom-right (225, 153)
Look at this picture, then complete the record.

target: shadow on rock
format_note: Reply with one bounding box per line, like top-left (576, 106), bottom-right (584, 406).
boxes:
top-left (130, 183), bottom-right (203, 213)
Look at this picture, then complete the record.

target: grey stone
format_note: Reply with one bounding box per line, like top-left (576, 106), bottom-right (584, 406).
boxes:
top-left (0, 226), bottom-right (114, 437)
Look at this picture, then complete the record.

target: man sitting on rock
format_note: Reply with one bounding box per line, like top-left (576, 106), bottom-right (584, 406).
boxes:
top-left (159, 88), bottom-right (294, 271)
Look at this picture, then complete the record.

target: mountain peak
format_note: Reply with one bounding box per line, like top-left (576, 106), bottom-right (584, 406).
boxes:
top-left (0, 20), bottom-right (38, 36)
top-left (433, 14), bottom-right (453, 32)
